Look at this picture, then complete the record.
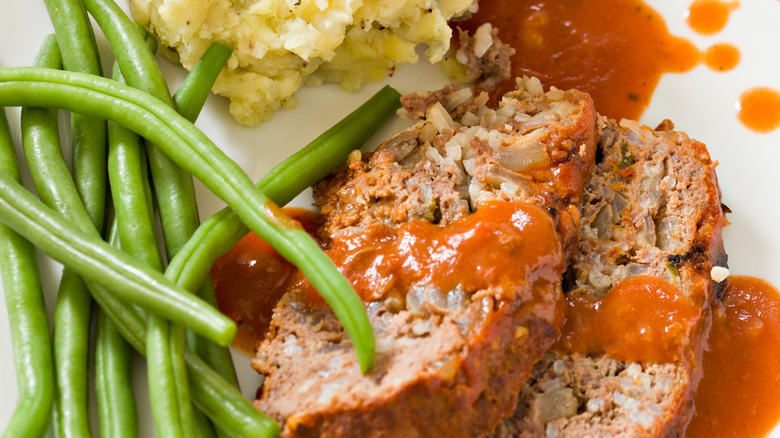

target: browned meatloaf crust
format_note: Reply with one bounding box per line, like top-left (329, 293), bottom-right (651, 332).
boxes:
top-left (252, 77), bottom-right (598, 438)
top-left (494, 118), bottom-right (728, 438)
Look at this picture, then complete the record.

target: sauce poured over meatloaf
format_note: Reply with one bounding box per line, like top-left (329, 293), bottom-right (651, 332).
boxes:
top-left (252, 77), bottom-right (598, 437)
top-left (495, 118), bottom-right (727, 438)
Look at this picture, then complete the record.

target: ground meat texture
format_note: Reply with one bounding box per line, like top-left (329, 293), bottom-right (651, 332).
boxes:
top-left (452, 23), bottom-right (515, 91)
top-left (315, 77), bottom-right (597, 260)
top-left (495, 118), bottom-right (728, 437)
top-left (253, 78), bottom-right (598, 438)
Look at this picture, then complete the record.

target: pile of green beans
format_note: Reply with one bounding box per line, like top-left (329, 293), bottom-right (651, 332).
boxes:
top-left (0, 0), bottom-right (403, 435)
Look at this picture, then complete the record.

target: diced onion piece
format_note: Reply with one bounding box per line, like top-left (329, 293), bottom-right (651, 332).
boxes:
top-left (494, 144), bottom-right (549, 171)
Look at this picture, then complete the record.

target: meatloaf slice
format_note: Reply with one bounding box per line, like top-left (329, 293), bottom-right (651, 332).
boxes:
top-left (252, 77), bottom-right (598, 438)
top-left (494, 117), bottom-right (728, 438)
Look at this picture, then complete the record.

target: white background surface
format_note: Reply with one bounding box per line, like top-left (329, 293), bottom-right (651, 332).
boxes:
top-left (0, 0), bottom-right (779, 436)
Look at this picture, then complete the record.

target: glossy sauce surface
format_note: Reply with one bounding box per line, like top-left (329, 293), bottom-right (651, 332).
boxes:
top-left (213, 202), bottom-right (562, 351)
top-left (289, 201), bottom-right (563, 308)
top-left (736, 87), bottom-right (780, 133)
top-left (558, 275), bottom-right (704, 364)
top-left (453, 0), bottom-right (700, 120)
top-left (211, 208), bottom-right (322, 354)
top-left (688, 276), bottom-right (780, 438)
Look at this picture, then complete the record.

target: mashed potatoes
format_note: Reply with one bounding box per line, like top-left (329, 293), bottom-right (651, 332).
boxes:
top-left (130, 0), bottom-right (478, 125)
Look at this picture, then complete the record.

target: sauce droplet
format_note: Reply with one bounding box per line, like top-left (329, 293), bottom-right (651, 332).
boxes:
top-left (688, 276), bottom-right (780, 438)
top-left (703, 42), bottom-right (740, 72)
top-left (686, 0), bottom-right (740, 35)
top-left (452, 0), bottom-right (700, 121)
top-left (736, 87), bottom-right (780, 133)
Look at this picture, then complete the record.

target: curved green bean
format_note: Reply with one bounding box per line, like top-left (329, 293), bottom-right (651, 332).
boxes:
top-left (43, 0), bottom-right (107, 230)
top-left (85, 253), bottom-right (280, 438)
top-left (84, 86), bottom-right (399, 437)
top-left (166, 85), bottom-right (402, 292)
top-left (0, 66), bottom-right (375, 371)
top-left (20, 35), bottom-right (93, 438)
top-left (0, 168), bottom-right (235, 345)
top-left (108, 86), bottom-right (195, 438)
top-left (170, 41), bottom-right (239, 405)
top-left (0, 109), bottom-right (55, 438)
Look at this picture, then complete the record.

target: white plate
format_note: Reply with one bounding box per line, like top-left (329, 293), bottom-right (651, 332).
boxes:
top-left (1, 0), bottom-right (778, 436)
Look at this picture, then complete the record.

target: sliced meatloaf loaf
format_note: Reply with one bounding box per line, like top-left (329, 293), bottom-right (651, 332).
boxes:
top-left (494, 118), bottom-right (728, 437)
top-left (252, 77), bottom-right (598, 438)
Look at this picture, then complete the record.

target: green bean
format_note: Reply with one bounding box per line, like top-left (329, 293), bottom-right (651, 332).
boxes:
top-left (84, 253), bottom-right (280, 438)
top-left (108, 84), bottom-right (195, 438)
top-left (171, 41), bottom-right (239, 399)
top-left (0, 181), bottom-right (251, 432)
top-left (85, 86), bottom-right (398, 437)
top-left (0, 66), bottom-right (375, 371)
top-left (0, 168), bottom-right (235, 344)
top-left (0, 109), bottom-right (55, 438)
top-left (43, 0), bottom-right (107, 230)
top-left (51, 271), bottom-right (93, 438)
top-left (19, 35), bottom-right (93, 438)
top-left (95, 309), bottom-right (138, 438)
top-left (85, 0), bottom-right (202, 258)
top-left (173, 42), bottom-right (233, 122)
top-left (93, 11), bottom-right (227, 430)
top-left (166, 85), bottom-right (402, 292)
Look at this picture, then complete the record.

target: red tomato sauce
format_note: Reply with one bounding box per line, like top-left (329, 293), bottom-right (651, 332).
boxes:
top-left (686, 0), bottom-right (740, 35)
top-left (558, 275), bottom-right (705, 364)
top-left (452, 0), bottom-right (700, 120)
top-left (703, 43), bottom-right (740, 72)
top-left (210, 208), bottom-right (322, 355)
top-left (688, 276), bottom-right (780, 438)
top-left (287, 201), bottom-right (562, 308)
top-left (212, 202), bottom-right (562, 353)
top-left (736, 87), bottom-right (780, 133)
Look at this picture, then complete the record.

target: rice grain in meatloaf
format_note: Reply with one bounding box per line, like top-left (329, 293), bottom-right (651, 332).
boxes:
top-left (252, 77), bottom-right (597, 438)
top-left (493, 118), bottom-right (728, 438)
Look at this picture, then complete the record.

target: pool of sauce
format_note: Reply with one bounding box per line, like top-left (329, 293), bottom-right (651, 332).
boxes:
top-left (687, 276), bottom-right (780, 438)
top-left (452, 0), bottom-right (700, 120)
top-left (557, 275), bottom-right (705, 364)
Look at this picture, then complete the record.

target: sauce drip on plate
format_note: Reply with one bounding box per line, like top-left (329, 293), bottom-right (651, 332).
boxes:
top-left (685, 0), bottom-right (740, 35)
top-left (687, 276), bottom-right (780, 438)
top-left (736, 87), bottom-right (780, 133)
top-left (704, 43), bottom-right (740, 72)
top-left (452, 0), bottom-right (700, 120)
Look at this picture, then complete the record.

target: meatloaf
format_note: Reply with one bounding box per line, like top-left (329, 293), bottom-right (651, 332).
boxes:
top-left (252, 77), bottom-right (598, 437)
top-left (494, 118), bottom-right (728, 437)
